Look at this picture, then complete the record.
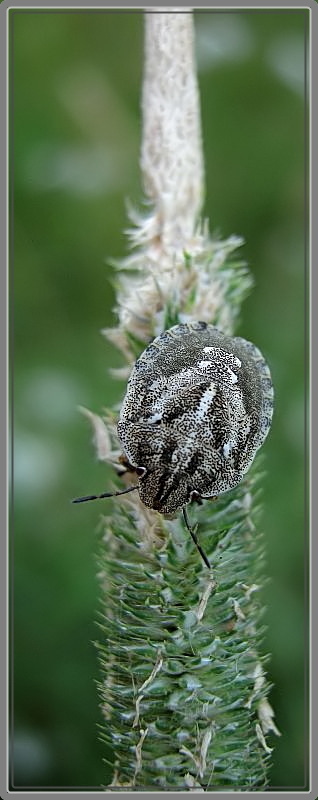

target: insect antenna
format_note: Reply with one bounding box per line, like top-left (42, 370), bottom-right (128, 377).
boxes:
top-left (182, 506), bottom-right (211, 569)
top-left (72, 485), bottom-right (138, 504)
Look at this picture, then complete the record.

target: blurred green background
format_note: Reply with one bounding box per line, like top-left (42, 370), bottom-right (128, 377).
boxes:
top-left (11, 9), bottom-right (308, 790)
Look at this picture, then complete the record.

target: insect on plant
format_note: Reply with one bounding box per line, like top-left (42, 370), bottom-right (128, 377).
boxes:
top-left (73, 321), bottom-right (274, 568)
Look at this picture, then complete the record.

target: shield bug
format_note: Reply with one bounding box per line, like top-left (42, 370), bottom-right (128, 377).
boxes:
top-left (73, 321), bottom-right (274, 568)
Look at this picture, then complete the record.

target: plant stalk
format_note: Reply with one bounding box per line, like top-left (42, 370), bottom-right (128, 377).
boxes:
top-left (90, 10), bottom-right (279, 790)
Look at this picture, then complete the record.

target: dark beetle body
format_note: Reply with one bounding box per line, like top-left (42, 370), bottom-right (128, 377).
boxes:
top-left (117, 321), bottom-right (274, 515)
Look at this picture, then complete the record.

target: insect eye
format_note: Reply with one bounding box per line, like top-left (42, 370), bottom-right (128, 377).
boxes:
top-left (136, 466), bottom-right (146, 477)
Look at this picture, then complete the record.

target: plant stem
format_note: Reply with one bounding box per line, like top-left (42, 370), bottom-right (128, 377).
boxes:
top-left (92, 10), bottom-right (279, 790)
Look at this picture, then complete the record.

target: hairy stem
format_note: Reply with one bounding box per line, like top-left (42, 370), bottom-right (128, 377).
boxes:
top-left (90, 10), bottom-right (280, 790)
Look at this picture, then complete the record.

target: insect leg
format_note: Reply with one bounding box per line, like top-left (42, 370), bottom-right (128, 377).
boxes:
top-left (182, 506), bottom-right (211, 569)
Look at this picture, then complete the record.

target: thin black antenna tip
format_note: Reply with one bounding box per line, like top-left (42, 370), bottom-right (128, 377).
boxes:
top-left (72, 494), bottom-right (99, 503)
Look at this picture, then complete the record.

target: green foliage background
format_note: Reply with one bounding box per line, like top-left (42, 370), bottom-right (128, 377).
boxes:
top-left (11, 9), bottom-right (308, 790)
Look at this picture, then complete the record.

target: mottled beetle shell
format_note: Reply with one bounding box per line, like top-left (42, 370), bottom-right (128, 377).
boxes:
top-left (117, 321), bottom-right (274, 515)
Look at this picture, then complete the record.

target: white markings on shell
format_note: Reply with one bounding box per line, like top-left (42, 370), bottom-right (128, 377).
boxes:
top-left (223, 441), bottom-right (232, 459)
top-left (227, 367), bottom-right (238, 384)
top-left (147, 410), bottom-right (163, 425)
top-left (196, 382), bottom-right (217, 421)
top-left (198, 360), bottom-right (213, 370)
